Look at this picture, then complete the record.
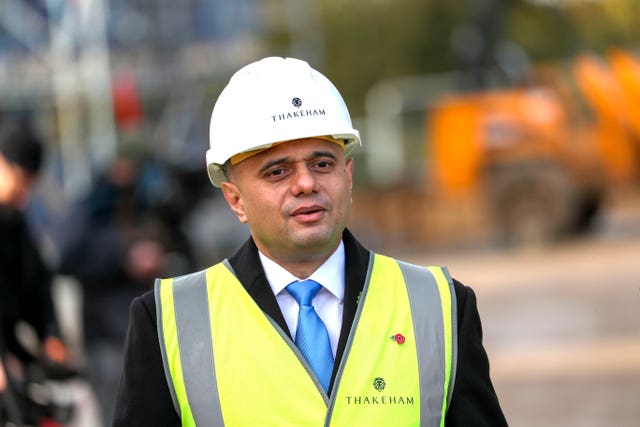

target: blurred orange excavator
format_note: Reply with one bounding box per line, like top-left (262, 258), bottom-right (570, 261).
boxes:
top-left (351, 48), bottom-right (640, 248)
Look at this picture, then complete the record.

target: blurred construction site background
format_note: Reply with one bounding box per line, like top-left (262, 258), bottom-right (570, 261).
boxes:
top-left (1, 0), bottom-right (638, 426)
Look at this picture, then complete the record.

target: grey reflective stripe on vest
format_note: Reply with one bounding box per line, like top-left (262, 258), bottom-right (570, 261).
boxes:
top-left (442, 267), bottom-right (458, 406)
top-left (155, 270), bottom-right (224, 427)
top-left (154, 279), bottom-right (179, 413)
top-left (396, 261), bottom-right (458, 426)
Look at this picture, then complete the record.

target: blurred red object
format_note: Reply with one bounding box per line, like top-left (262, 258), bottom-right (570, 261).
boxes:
top-left (112, 67), bottom-right (143, 129)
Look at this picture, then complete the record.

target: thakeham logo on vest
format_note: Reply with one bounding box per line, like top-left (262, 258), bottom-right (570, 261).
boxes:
top-left (345, 377), bottom-right (415, 406)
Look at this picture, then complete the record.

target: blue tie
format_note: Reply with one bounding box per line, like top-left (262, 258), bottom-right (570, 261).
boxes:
top-left (286, 279), bottom-right (334, 392)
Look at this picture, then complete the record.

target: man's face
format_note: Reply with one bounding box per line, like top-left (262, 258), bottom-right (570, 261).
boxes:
top-left (0, 154), bottom-right (35, 209)
top-left (221, 137), bottom-right (353, 264)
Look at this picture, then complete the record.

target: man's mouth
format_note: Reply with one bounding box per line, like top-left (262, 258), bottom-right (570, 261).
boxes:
top-left (291, 205), bottom-right (326, 221)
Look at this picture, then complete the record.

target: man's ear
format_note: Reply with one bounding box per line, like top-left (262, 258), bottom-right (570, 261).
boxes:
top-left (220, 181), bottom-right (248, 223)
top-left (345, 157), bottom-right (354, 192)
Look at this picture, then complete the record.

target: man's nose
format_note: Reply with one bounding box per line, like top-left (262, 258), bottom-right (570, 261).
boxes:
top-left (290, 166), bottom-right (317, 195)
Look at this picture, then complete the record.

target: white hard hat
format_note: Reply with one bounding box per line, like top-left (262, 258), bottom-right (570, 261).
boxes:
top-left (206, 57), bottom-right (361, 187)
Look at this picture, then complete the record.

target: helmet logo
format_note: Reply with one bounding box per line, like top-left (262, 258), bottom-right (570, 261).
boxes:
top-left (292, 97), bottom-right (303, 108)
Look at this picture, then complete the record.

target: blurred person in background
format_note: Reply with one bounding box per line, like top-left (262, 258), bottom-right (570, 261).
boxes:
top-left (113, 57), bottom-right (507, 426)
top-left (54, 143), bottom-right (193, 426)
top-left (0, 117), bottom-right (71, 423)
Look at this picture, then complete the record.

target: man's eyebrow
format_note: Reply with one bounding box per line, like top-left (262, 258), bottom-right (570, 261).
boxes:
top-left (258, 150), bottom-right (338, 175)
top-left (311, 150), bottom-right (338, 161)
top-left (258, 156), bottom-right (290, 175)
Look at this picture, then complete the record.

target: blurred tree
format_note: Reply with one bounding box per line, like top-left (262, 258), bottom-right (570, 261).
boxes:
top-left (316, 0), bottom-right (639, 115)
top-left (504, 3), bottom-right (580, 61)
top-left (565, 0), bottom-right (640, 52)
top-left (321, 0), bottom-right (460, 115)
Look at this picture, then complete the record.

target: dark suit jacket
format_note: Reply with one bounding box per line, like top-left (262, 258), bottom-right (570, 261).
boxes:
top-left (112, 230), bottom-right (508, 426)
top-left (0, 206), bottom-right (60, 362)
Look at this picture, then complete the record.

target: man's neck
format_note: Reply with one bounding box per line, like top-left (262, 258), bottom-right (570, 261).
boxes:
top-left (256, 242), bottom-right (341, 279)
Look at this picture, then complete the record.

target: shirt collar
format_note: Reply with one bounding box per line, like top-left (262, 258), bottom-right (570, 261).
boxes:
top-left (259, 241), bottom-right (345, 301)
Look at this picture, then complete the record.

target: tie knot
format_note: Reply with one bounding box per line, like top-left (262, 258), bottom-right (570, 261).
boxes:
top-left (286, 279), bottom-right (322, 306)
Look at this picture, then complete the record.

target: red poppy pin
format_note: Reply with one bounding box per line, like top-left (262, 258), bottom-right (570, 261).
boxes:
top-left (391, 333), bottom-right (405, 344)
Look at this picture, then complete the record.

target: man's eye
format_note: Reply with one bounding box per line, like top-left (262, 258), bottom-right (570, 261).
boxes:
top-left (266, 168), bottom-right (285, 177)
top-left (315, 161), bottom-right (333, 169)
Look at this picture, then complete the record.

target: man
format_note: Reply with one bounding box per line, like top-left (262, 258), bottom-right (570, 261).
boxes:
top-left (0, 118), bottom-right (68, 365)
top-left (0, 118), bottom-right (69, 423)
top-left (113, 57), bottom-right (507, 426)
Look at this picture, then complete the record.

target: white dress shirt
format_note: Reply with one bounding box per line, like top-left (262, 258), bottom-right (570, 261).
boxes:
top-left (259, 241), bottom-right (345, 357)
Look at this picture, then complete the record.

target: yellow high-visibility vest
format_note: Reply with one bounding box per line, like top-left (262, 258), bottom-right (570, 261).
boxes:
top-left (156, 253), bottom-right (457, 427)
